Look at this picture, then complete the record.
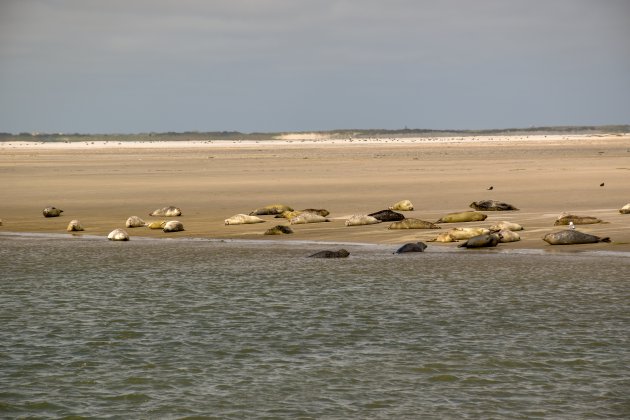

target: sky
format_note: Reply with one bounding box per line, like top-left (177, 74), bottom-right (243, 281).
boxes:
top-left (1, 0), bottom-right (629, 134)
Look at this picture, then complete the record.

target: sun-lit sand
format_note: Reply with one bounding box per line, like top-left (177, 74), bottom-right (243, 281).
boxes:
top-left (1, 134), bottom-right (629, 252)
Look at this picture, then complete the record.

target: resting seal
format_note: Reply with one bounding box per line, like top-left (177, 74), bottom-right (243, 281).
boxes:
top-left (458, 233), bottom-right (501, 248)
top-left (618, 204), bottom-right (630, 214)
top-left (446, 227), bottom-right (490, 240)
top-left (436, 211), bottom-right (487, 223)
top-left (554, 214), bottom-right (604, 226)
top-left (489, 221), bottom-right (523, 232)
top-left (469, 200), bottom-right (519, 211)
top-left (388, 218), bottom-right (441, 229)
top-left (368, 209), bottom-right (405, 222)
top-left (66, 220), bottom-right (84, 232)
top-left (394, 242), bottom-right (427, 254)
top-left (149, 206), bottom-right (182, 217)
top-left (308, 249), bottom-right (350, 258)
top-left (290, 213), bottom-right (330, 224)
top-left (496, 229), bottom-right (520, 243)
top-left (146, 221), bottom-right (166, 229)
top-left (345, 215), bottom-right (381, 226)
top-left (264, 225), bottom-right (294, 235)
top-left (43, 207), bottom-right (63, 217)
top-left (543, 230), bottom-right (610, 245)
top-left (125, 216), bottom-right (147, 228)
top-left (163, 220), bottom-right (184, 232)
top-left (225, 214), bottom-right (266, 225)
top-left (427, 232), bottom-right (459, 243)
top-left (249, 204), bottom-right (293, 216)
top-left (389, 200), bottom-right (414, 211)
top-left (107, 228), bottom-right (130, 241)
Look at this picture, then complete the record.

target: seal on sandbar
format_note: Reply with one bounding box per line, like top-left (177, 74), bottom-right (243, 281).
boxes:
top-left (163, 220), bottom-right (184, 232)
top-left (394, 242), bottom-right (427, 254)
top-left (107, 228), bottom-right (130, 241)
top-left (264, 225), bottom-right (294, 235)
top-left (388, 219), bottom-right (441, 229)
top-left (489, 221), bottom-right (523, 232)
top-left (469, 200), bottom-right (519, 211)
top-left (249, 204), bottom-right (294, 216)
top-left (427, 232), bottom-right (459, 243)
top-left (368, 209), bottom-right (405, 222)
top-left (66, 220), bottom-right (84, 232)
top-left (554, 214), bottom-right (604, 226)
top-left (457, 233), bottom-right (501, 248)
top-left (496, 229), bottom-right (520, 243)
top-left (125, 216), bottom-right (147, 228)
top-left (149, 206), bottom-right (182, 217)
top-left (543, 230), bottom-right (610, 245)
top-left (43, 207), bottom-right (63, 217)
top-left (389, 200), bottom-right (414, 211)
top-left (435, 211), bottom-right (487, 223)
top-left (225, 214), bottom-right (266, 225)
top-left (307, 249), bottom-right (350, 258)
top-left (619, 204), bottom-right (630, 214)
top-left (146, 221), bottom-right (166, 229)
top-left (290, 213), bottom-right (330, 224)
top-left (345, 215), bottom-right (381, 226)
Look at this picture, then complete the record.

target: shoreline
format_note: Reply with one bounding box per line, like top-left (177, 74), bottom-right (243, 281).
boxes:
top-left (2, 134), bottom-right (629, 253)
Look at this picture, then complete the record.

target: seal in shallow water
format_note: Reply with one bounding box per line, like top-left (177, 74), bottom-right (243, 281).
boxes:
top-left (394, 242), bottom-right (427, 254)
top-left (43, 207), bottom-right (63, 217)
top-left (458, 233), bottom-right (501, 248)
top-left (149, 206), bottom-right (182, 217)
top-left (368, 209), bottom-right (405, 222)
top-left (543, 230), bottom-right (610, 245)
top-left (107, 228), bottom-right (129, 241)
top-left (469, 200), bottom-right (519, 211)
top-left (435, 211), bottom-right (487, 223)
top-left (307, 249), bottom-right (350, 258)
top-left (388, 218), bottom-right (441, 229)
top-left (554, 214), bottom-right (604, 226)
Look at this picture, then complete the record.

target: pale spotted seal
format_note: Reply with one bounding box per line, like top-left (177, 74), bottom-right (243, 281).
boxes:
top-left (225, 214), bottom-right (266, 225)
top-left (43, 207), bottom-right (63, 217)
top-left (264, 225), bottom-right (294, 235)
top-left (66, 220), bottom-right (84, 232)
top-left (457, 233), bottom-right (501, 248)
top-left (394, 242), bottom-right (427, 254)
top-left (345, 215), bottom-right (381, 226)
top-left (469, 200), bottom-right (519, 211)
top-left (388, 219), bottom-right (441, 230)
top-left (435, 211), bottom-right (487, 223)
top-left (107, 228), bottom-right (129, 241)
top-left (619, 204), bottom-right (630, 214)
top-left (427, 232), bottom-right (459, 243)
top-left (308, 249), bottom-right (350, 258)
top-left (554, 214), bottom-right (604, 226)
top-left (149, 206), bottom-right (182, 217)
top-left (496, 229), bottom-right (521, 243)
top-left (125, 216), bottom-right (147, 228)
top-left (290, 213), bottom-right (330, 224)
top-left (389, 200), bottom-right (414, 211)
top-left (163, 220), bottom-right (184, 232)
top-left (446, 227), bottom-right (490, 240)
top-left (543, 230), bottom-right (610, 245)
top-left (249, 204), bottom-right (294, 216)
top-left (489, 221), bottom-right (523, 232)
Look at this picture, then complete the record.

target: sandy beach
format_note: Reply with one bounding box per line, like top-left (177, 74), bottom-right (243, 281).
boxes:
top-left (1, 134), bottom-right (629, 252)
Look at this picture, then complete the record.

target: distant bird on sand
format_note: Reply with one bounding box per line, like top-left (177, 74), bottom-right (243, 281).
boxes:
top-left (600, 182), bottom-right (605, 187)
top-left (487, 186), bottom-right (494, 190)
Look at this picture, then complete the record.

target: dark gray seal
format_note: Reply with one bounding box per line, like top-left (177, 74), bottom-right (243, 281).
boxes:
top-left (469, 200), bottom-right (519, 211)
top-left (308, 249), bottom-right (350, 258)
top-left (394, 242), bottom-right (428, 254)
top-left (457, 233), bottom-right (501, 248)
top-left (264, 225), bottom-right (294, 235)
top-left (368, 209), bottom-right (405, 222)
top-left (43, 206), bottom-right (63, 217)
top-left (543, 230), bottom-right (610, 245)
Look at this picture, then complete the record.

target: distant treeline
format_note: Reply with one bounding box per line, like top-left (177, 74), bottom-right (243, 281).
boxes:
top-left (1, 125), bottom-right (629, 142)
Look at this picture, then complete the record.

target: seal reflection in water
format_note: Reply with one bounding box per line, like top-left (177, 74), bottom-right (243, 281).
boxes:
top-left (543, 230), bottom-right (610, 245)
top-left (307, 249), bottom-right (350, 258)
top-left (394, 242), bottom-right (427, 254)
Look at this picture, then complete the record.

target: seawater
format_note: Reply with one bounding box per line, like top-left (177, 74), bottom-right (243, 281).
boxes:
top-left (1, 233), bottom-right (629, 419)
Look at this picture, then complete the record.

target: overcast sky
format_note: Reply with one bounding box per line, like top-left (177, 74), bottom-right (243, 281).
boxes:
top-left (1, 1), bottom-right (629, 134)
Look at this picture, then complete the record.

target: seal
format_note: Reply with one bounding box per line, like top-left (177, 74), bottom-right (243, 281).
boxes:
top-left (543, 230), bottom-right (610, 245)
top-left (249, 204), bottom-right (294, 216)
top-left (290, 213), bottom-right (330, 224)
top-left (146, 221), bottom-right (166, 229)
top-left (125, 216), bottom-right (147, 228)
top-left (301, 208), bottom-right (330, 217)
top-left (427, 232), bottom-right (459, 243)
top-left (149, 206), bottom-right (182, 217)
top-left (389, 200), bottom-right (414, 211)
top-left (554, 214), bottom-right (604, 226)
top-left (496, 229), bottom-right (520, 243)
top-left (368, 209), bottom-right (405, 222)
top-left (435, 211), bottom-right (487, 223)
top-left (224, 214), bottom-right (266, 225)
top-left (388, 218), bottom-right (441, 229)
top-left (345, 215), bottom-right (381, 226)
top-left (43, 207), bottom-right (63, 217)
top-left (619, 204), bottom-right (630, 214)
top-left (307, 249), bottom-right (350, 258)
top-left (394, 242), bottom-right (427, 254)
top-left (446, 227), bottom-right (490, 240)
top-left (107, 228), bottom-right (129, 241)
top-left (489, 221), bottom-right (523, 232)
top-left (264, 225), bottom-right (294, 235)
top-left (163, 220), bottom-right (184, 232)
top-left (66, 220), bottom-right (84, 232)
top-left (275, 210), bottom-right (302, 219)
top-left (469, 200), bottom-right (519, 211)
top-left (457, 233), bottom-right (501, 248)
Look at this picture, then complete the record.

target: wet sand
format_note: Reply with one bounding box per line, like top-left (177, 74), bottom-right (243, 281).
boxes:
top-left (1, 134), bottom-right (629, 252)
